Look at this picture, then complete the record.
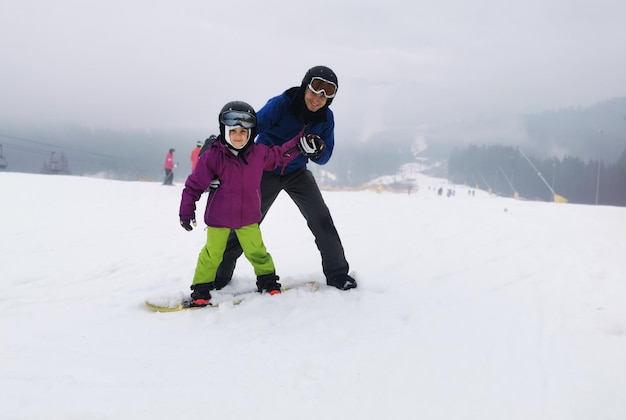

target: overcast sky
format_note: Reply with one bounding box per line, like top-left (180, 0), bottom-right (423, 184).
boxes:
top-left (2, 0), bottom-right (626, 142)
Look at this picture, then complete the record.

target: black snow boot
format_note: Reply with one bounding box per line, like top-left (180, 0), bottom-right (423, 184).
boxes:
top-left (190, 282), bottom-right (213, 307)
top-left (256, 274), bottom-right (282, 295)
top-left (327, 274), bottom-right (357, 290)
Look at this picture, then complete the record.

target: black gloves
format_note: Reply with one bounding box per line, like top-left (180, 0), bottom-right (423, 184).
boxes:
top-left (180, 216), bottom-right (197, 231)
top-left (297, 134), bottom-right (325, 160)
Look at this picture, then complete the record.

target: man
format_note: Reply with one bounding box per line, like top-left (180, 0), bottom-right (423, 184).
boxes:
top-left (214, 65), bottom-right (357, 291)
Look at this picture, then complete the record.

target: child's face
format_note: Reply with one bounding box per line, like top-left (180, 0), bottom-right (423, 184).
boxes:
top-left (228, 127), bottom-right (250, 149)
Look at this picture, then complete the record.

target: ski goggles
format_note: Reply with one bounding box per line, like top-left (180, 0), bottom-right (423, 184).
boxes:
top-left (307, 77), bottom-right (338, 99)
top-left (220, 110), bottom-right (256, 129)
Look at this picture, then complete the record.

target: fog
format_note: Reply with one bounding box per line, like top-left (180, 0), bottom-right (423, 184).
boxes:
top-left (2, 0), bottom-right (626, 141)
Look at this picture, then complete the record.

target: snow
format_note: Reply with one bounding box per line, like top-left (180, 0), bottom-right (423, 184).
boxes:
top-left (2, 171), bottom-right (625, 420)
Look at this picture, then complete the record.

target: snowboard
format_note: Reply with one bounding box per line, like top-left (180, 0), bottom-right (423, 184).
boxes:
top-left (145, 281), bottom-right (320, 312)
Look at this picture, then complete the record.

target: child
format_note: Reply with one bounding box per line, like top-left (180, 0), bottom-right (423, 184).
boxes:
top-left (178, 101), bottom-right (321, 306)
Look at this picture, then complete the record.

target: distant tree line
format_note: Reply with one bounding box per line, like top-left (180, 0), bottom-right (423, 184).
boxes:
top-left (448, 144), bottom-right (626, 206)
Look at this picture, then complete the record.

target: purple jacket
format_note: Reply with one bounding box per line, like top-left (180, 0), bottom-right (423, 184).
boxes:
top-left (179, 135), bottom-right (300, 229)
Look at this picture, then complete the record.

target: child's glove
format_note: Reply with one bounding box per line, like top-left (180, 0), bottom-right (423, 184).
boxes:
top-left (297, 134), bottom-right (325, 160)
top-left (180, 216), bottom-right (197, 231)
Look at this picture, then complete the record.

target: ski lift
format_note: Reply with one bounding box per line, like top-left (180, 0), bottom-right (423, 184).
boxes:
top-left (0, 144), bottom-right (7, 170)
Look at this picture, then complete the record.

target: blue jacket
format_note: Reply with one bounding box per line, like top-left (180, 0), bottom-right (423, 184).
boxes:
top-left (256, 87), bottom-right (335, 175)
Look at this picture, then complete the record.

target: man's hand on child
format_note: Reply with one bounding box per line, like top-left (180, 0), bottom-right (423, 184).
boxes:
top-left (209, 178), bottom-right (221, 189)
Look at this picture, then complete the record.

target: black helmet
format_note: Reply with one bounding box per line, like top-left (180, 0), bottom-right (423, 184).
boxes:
top-left (301, 65), bottom-right (338, 105)
top-left (218, 101), bottom-right (257, 149)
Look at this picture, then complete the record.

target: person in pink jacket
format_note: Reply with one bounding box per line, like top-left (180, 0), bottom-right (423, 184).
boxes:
top-left (178, 100), bottom-right (323, 307)
top-left (189, 141), bottom-right (202, 172)
top-left (163, 148), bottom-right (176, 185)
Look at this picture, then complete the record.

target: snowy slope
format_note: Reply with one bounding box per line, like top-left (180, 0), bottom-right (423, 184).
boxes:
top-left (1, 172), bottom-right (625, 420)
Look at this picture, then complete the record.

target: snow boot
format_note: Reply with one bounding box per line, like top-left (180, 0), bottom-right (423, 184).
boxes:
top-left (256, 274), bottom-right (281, 295)
top-left (190, 282), bottom-right (213, 307)
top-left (327, 274), bottom-right (357, 290)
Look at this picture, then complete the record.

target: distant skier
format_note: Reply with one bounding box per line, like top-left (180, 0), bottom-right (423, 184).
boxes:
top-left (190, 141), bottom-right (203, 172)
top-left (163, 148), bottom-right (175, 185)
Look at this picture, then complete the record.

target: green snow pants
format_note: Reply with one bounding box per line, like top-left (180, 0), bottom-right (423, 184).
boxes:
top-left (192, 223), bottom-right (275, 286)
